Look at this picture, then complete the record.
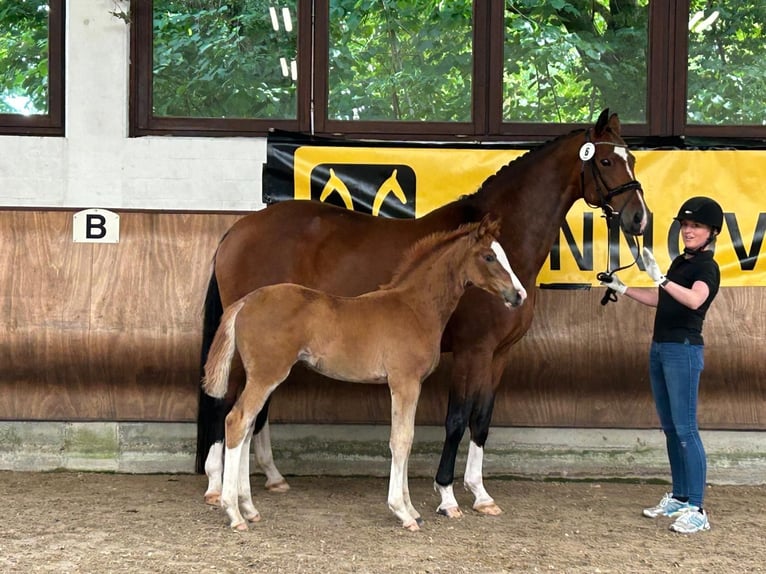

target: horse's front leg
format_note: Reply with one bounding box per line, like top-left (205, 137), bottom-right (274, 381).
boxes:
top-left (434, 350), bottom-right (491, 518)
top-left (388, 380), bottom-right (422, 531)
top-left (463, 353), bottom-right (509, 516)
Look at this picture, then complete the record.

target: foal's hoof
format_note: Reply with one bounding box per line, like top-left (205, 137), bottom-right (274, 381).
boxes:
top-left (403, 520), bottom-right (421, 532)
top-left (204, 492), bottom-right (221, 506)
top-left (415, 516), bottom-right (425, 527)
top-left (265, 479), bottom-right (290, 493)
top-left (231, 521), bottom-right (249, 532)
top-left (474, 501), bottom-right (503, 516)
top-left (437, 505), bottom-right (464, 519)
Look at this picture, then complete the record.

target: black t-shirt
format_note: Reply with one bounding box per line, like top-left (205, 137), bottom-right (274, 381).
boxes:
top-left (652, 250), bottom-right (720, 345)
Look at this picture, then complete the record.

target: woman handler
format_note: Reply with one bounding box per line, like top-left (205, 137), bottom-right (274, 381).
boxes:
top-left (600, 196), bottom-right (723, 534)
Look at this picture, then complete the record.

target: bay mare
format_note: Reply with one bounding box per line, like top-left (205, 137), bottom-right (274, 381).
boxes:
top-left (197, 109), bottom-right (649, 517)
top-left (202, 217), bottom-right (526, 530)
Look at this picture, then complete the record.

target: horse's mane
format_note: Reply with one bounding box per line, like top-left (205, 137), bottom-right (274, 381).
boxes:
top-left (462, 128), bottom-right (586, 204)
top-left (379, 221), bottom-right (481, 290)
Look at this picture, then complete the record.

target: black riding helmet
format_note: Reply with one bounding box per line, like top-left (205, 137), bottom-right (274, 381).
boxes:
top-left (674, 196), bottom-right (723, 233)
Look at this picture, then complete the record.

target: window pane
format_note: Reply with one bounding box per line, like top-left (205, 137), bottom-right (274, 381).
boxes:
top-left (687, 2), bottom-right (766, 126)
top-left (152, 0), bottom-right (297, 119)
top-left (328, 0), bottom-right (473, 122)
top-left (503, 0), bottom-right (648, 123)
top-left (0, 1), bottom-right (50, 115)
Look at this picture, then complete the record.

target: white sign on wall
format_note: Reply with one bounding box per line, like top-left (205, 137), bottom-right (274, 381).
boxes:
top-left (73, 209), bottom-right (120, 243)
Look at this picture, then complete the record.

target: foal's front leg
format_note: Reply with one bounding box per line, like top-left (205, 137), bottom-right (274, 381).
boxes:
top-left (387, 381), bottom-right (422, 531)
top-left (254, 420), bottom-right (290, 492)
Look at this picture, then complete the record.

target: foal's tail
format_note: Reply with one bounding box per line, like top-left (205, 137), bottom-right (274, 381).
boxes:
top-left (202, 298), bottom-right (246, 399)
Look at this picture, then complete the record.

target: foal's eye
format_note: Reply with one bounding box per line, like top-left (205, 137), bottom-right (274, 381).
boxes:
top-left (485, 254), bottom-right (496, 263)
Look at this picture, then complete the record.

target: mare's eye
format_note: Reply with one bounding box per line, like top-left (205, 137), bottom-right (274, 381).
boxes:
top-left (600, 158), bottom-right (611, 167)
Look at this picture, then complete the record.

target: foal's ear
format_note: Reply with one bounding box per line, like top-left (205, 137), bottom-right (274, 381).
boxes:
top-left (477, 213), bottom-right (501, 240)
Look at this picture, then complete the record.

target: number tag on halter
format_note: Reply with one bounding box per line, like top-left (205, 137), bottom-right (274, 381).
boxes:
top-left (579, 142), bottom-right (596, 161)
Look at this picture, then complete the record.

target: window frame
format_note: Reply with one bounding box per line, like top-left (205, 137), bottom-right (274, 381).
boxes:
top-left (0, 0), bottom-right (65, 137)
top-left (129, 0), bottom-right (766, 144)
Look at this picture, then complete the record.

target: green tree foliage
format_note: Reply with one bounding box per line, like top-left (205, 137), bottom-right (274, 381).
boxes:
top-left (0, 0), bottom-right (50, 114)
top-left (3, 1), bottom-right (762, 127)
top-left (503, 0), bottom-right (648, 123)
top-left (687, 1), bottom-right (766, 125)
top-left (327, 0), bottom-right (473, 122)
top-left (152, 0), bottom-right (297, 118)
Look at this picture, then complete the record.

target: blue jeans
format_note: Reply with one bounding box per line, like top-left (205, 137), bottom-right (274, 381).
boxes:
top-left (649, 341), bottom-right (706, 508)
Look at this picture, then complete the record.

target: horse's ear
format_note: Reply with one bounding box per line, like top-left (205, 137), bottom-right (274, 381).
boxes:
top-left (594, 108), bottom-right (621, 136)
top-left (477, 213), bottom-right (501, 239)
top-left (608, 112), bottom-right (621, 135)
top-left (594, 108), bottom-right (610, 135)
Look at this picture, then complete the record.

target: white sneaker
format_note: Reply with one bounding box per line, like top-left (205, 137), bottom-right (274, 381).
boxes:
top-left (669, 507), bottom-right (710, 534)
top-left (642, 492), bottom-right (692, 518)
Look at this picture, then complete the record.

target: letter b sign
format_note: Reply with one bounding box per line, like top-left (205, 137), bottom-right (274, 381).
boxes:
top-left (73, 209), bottom-right (120, 243)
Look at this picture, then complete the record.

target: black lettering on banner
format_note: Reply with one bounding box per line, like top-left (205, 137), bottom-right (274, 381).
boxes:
top-left (86, 214), bottom-right (108, 239)
top-left (549, 213), bottom-right (593, 270)
top-left (724, 212), bottom-right (766, 271)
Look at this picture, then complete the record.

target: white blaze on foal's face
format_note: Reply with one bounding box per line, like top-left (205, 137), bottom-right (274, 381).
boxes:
top-left (490, 241), bottom-right (527, 302)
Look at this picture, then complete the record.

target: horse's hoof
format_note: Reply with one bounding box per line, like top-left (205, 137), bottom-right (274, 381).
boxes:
top-left (231, 521), bottom-right (249, 532)
top-left (415, 516), bottom-right (425, 527)
top-left (204, 492), bottom-right (221, 506)
top-left (265, 479), bottom-right (290, 493)
top-left (437, 506), bottom-right (464, 519)
top-left (474, 501), bottom-right (503, 516)
top-left (245, 512), bottom-right (262, 523)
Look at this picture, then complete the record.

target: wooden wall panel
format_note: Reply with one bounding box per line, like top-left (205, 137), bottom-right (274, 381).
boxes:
top-left (1, 209), bottom-right (764, 430)
top-left (0, 210), bottom-right (240, 421)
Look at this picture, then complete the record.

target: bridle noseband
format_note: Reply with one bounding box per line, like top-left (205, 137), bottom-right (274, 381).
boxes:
top-left (579, 129), bottom-right (643, 223)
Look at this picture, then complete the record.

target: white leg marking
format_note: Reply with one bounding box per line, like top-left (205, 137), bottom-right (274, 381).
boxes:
top-left (435, 482), bottom-right (461, 516)
top-left (203, 441), bottom-right (224, 503)
top-left (238, 429), bottom-right (260, 522)
top-left (464, 441), bottom-right (495, 509)
top-left (387, 390), bottom-right (419, 530)
top-left (254, 421), bottom-right (289, 491)
top-left (221, 438), bottom-right (248, 529)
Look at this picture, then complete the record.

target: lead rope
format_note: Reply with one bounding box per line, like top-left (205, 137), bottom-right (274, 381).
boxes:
top-left (597, 220), bottom-right (642, 305)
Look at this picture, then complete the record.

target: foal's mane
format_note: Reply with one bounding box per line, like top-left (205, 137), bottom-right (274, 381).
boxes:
top-left (379, 221), bottom-right (481, 290)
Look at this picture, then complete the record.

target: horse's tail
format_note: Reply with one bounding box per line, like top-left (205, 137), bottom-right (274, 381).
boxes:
top-left (195, 271), bottom-right (227, 473)
top-left (202, 298), bottom-right (246, 399)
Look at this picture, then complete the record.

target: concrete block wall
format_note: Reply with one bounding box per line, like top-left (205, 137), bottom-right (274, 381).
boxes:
top-left (0, 1), bottom-right (265, 213)
top-left (2, 422), bottom-right (765, 486)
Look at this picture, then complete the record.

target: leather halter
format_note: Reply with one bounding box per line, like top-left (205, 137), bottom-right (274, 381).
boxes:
top-left (581, 129), bottom-right (644, 305)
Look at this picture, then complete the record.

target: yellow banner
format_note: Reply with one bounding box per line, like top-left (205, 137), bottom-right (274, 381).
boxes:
top-left (293, 147), bottom-right (766, 287)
